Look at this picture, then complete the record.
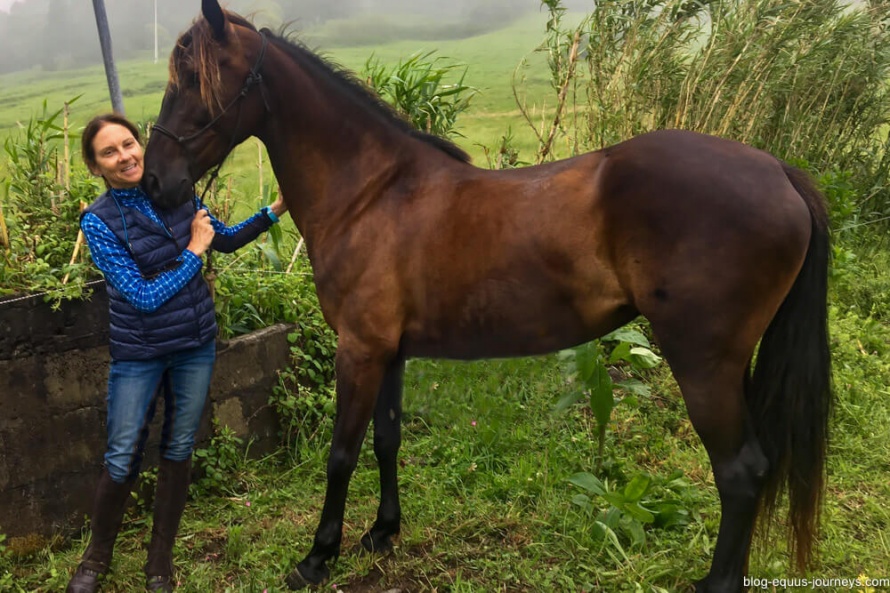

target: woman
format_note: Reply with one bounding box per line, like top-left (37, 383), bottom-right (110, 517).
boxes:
top-left (67, 113), bottom-right (286, 593)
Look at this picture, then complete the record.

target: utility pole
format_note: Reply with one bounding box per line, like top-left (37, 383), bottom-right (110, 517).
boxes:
top-left (153, 0), bottom-right (158, 64)
top-left (92, 0), bottom-right (125, 114)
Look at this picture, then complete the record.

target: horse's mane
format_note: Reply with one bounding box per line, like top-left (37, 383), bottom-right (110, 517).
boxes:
top-left (170, 11), bottom-right (471, 163)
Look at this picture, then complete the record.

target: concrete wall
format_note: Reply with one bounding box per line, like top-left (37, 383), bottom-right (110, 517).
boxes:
top-left (0, 282), bottom-right (291, 539)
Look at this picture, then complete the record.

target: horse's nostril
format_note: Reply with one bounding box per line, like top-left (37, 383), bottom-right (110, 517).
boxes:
top-left (141, 172), bottom-right (160, 198)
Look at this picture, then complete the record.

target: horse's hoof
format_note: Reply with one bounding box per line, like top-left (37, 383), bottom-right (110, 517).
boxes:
top-left (360, 529), bottom-right (398, 554)
top-left (285, 561), bottom-right (328, 590)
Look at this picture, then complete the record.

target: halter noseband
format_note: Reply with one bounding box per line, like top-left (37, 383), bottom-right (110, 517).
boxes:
top-left (151, 29), bottom-right (271, 215)
top-left (149, 30), bottom-right (270, 295)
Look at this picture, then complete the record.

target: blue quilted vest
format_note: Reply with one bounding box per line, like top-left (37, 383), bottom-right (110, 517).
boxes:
top-left (84, 191), bottom-right (217, 360)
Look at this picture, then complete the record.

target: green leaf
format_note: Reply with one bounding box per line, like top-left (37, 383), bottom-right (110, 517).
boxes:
top-left (259, 242), bottom-right (282, 271)
top-left (625, 503), bottom-right (655, 524)
top-left (603, 327), bottom-right (650, 347)
top-left (623, 474), bottom-right (651, 502)
top-left (600, 507), bottom-right (622, 528)
top-left (574, 343), bottom-right (602, 384)
top-left (623, 517), bottom-right (647, 546)
top-left (553, 390), bottom-right (585, 414)
top-left (603, 524), bottom-right (629, 560)
top-left (571, 493), bottom-right (592, 509)
top-left (653, 505), bottom-right (690, 529)
top-left (588, 363), bottom-right (614, 427)
top-left (616, 379), bottom-right (651, 397)
top-left (268, 221), bottom-right (283, 248)
top-left (569, 472), bottom-right (605, 495)
top-left (601, 491), bottom-right (627, 508)
top-left (607, 341), bottom-right (632, 365)
top-left (629, 346), bottom-right (662, 369)
top-left (591, 520), bottom-right (608, 542)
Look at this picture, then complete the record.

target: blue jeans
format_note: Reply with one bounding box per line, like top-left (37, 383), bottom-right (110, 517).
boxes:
top-left (104, 340), bottom-right (216, 483)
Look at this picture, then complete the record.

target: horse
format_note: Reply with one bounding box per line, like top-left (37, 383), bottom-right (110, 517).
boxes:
top-left (142, 2), bottom-right (833, 591)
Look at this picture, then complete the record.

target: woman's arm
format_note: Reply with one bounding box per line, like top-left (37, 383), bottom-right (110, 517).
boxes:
top-left (81, 212), bottom-right (203, 313)
top-left (203, 195), bottom-right (286, 253)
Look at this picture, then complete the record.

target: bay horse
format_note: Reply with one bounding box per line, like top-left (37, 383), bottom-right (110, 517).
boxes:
top-left (142, 2), bottom-right (833, 591)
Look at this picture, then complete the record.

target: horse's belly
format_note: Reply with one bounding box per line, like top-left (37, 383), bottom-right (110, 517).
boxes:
top-left (401, 292), bottom-right (633, 360)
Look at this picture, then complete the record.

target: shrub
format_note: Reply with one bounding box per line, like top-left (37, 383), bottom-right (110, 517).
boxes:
top-left (363, 51), bottom-right (477, 138)
top-left (525, 0), bottom-right (890, 226)
top-left (1, 100), bottom-right (101, 300)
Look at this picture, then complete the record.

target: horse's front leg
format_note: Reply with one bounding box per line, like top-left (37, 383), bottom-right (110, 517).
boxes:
top-left (286, 344), bottom-right (388, 590)
top-left (362, 356), bottom-right (406, 553)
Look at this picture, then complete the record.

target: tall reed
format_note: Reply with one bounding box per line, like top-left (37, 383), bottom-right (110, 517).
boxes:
top-left (526, 0), bottom-right (890, 226)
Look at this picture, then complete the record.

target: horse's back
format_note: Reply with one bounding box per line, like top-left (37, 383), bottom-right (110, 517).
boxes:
top-left (353, 130), bottom-right (814, 364)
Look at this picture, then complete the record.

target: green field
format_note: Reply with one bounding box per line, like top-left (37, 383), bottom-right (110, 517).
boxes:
top-left (2, 6), bottom-right (890, 593)
top-left (0, 11), bottom-right (556, 185)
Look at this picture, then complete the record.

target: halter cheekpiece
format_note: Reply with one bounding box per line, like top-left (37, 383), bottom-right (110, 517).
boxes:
top-left (151, 30), bottom-right (270, 209)
top-left (151, 31), bottom-right (270, 146)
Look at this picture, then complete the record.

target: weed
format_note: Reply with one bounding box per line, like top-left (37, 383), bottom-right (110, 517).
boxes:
top-left (363, 51), bottom-right (477, 138)
top-left (569, 470), bottom-right (692, 554)
top-left (479, 127), bottom-right (530, 170)
top-left (557, 323), bottom-right (662, 471)
top-left (193, 421), bottom-right (247, 498)
top-left (527, 0), bottom-right (890, 225)
top-left (1, 98), bottom-right (101, 299)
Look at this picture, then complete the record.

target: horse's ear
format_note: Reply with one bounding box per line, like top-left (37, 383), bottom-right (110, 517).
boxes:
top-left (202, 0), bottom-right (226, 40)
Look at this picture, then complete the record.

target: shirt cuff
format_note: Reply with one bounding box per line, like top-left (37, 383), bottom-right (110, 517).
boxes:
top-left (261, 206), bottom-right (279, 224)
top-left (181, 249), bottom-right (204, 268)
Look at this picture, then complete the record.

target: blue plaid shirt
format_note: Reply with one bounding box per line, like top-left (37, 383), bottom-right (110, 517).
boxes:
top-left (81, 186), bottom-right (272, 313)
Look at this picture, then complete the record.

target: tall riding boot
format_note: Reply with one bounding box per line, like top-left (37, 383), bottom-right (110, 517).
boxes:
top-left (66, 469), bottom-right (135, 593)
top-left (144, 458), bottom-right (192, 592)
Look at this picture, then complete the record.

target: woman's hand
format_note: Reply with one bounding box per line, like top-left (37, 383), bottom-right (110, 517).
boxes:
top-left (269, 191), bottom-right (287, 218)
top-left (186, 210), bottom-right (215, 257)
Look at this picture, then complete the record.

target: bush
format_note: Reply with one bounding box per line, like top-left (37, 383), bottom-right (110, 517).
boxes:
top-left (526, 0), bottom-right (890, 226)
top-left (363, 51), bottom-right (476, 138)
top-left (1, 100), bottom-right (101, 300)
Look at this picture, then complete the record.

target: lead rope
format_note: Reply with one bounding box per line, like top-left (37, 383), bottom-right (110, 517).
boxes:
top-left (196, 171), bottom-right (219, 301)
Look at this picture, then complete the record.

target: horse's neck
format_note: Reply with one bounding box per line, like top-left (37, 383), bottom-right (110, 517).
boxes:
top-left (259, 90), bottom-right (409, 252)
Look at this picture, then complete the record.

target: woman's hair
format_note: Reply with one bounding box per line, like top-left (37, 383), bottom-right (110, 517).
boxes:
top-left (81, 113), bottom-right (142, 172)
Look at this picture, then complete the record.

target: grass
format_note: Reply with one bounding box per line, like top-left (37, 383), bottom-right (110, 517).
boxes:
top-left (5, 298), bottom-right (890, 591)
top-left (3, 5), bottom-right (890, 592)
top-left (0, 11), bottom-right (557, 186)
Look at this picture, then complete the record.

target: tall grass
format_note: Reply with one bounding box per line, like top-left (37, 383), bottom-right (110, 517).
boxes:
top-left (0, 101), bottom-right (100, 299)
top-left (526, 0), bottom-right (890, 226)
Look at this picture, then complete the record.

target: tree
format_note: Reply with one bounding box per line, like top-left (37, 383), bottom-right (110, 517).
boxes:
top-left (42, 0), bottom-right (75, 70)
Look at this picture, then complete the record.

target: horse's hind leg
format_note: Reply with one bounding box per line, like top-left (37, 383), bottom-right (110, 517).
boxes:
top-left (672, 366), bottom-right (768, 593)
top-left (361, 356), bottom-right (406, 553)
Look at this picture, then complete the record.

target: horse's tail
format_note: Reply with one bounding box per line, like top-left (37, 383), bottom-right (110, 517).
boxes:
top-left (748, 163), bottom-right (833, 570)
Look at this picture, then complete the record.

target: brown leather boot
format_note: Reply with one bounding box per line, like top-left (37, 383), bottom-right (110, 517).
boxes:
top-left (66, 470), bottom-right (135, 593)
top-left (144, 458), bottom-right (192, 592)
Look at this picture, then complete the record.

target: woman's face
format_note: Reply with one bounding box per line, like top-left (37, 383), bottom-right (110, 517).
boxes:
top-left (90, 123), bottom-right (144, 189)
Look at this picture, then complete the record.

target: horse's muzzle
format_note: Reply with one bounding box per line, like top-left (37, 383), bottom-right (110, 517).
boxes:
top-left (141, 171), bottom-right (192, 210)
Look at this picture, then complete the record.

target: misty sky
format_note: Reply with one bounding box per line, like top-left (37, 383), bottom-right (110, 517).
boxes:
top-left (0, 0), bottom-right (17, 11)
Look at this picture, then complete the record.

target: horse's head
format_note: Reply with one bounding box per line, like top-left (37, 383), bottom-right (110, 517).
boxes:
top-left (143, 0), bottom-right (269, 209)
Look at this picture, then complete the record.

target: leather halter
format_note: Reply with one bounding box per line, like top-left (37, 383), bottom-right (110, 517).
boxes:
top-left (149, 30), bottom-right (271, 287)
top-left (152, 31), bottom-right (270, 149)
top-left (151, 30), bottom-right (271, 211)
